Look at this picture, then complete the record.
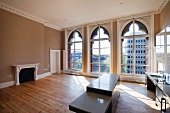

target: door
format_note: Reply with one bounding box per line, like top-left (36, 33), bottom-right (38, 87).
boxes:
top-left (51, 52), bottom-right (57, 73)
top-left (50, 50), bottom-right (60, 74)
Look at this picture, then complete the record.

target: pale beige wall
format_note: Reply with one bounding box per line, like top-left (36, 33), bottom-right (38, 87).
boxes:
top-left (154, 14), bottom-right (160, 46)
top-left (160, 1), bottom-right (170, 30)
top-left (154, 14), bottom-right (160, 36)
top-left (112, 21), bottom-right (118, 74)
top-left (60, 31), bottom-right (65, 70)
top-left (154, 1), bottom-right (170, 45)
top-left (0, 9), bottom-right (61, 83)
top-left (83, 27), bottom-right (88, 73)
top-left (44, 27), bottom-right (61, 73)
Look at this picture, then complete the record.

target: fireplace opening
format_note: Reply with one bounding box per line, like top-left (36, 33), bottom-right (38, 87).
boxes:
top-left (19, 68), bottom-right (35, 84)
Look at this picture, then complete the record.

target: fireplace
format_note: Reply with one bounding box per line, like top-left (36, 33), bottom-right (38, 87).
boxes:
top-left (12, 63), bottom-right (39, 85)
top-left (19, 68), bottom-right (34, 84)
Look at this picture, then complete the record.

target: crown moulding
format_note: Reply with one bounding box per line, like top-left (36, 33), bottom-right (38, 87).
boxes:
top-left (156, 0), bottom-right (169, 14)
top-left (0, 2), bottom-right (62, 31)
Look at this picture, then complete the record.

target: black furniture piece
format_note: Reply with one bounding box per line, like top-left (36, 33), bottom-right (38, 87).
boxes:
top-left (69, 92), bottom-right (112, 113)
top-left (69, 74), bottom-right (120, 113)
top-left (87, 74), bottom-right (120, 96)
top-left (146, 73), bottom-right (170, 112)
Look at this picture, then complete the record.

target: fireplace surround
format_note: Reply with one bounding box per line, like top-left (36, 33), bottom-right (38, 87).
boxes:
top-left (12, 63), bottom-right (39, 85)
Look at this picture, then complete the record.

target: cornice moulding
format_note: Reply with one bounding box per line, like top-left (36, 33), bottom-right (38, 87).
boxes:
top-left (0, 2), bottom-right (61, 31)
top-left (44, 22), bottom-right (61, 31)
top-left (155, 0), bottom-right (169, 14)
top-left (117, 10), bottom-right (154, 22)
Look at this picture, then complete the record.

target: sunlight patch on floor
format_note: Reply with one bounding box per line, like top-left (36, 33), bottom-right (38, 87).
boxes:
top-left (73, 76), bottom-right (90, 90)
top-left (119, 84), bottom-right (160, 110)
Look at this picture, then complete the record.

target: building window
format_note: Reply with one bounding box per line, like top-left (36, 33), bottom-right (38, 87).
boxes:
top-left (68, 31), bottom-right (82, 71)
top-left (121, 20), bottom-right (149, 75)
top-left (90, 26), bottom-right (110, 75)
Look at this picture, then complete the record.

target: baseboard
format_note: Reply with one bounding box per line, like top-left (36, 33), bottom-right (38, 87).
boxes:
top-left (0, 72), bottom-right (51, 89)
top-left (37, 73), bottom-right (45, 79)
top-left (37, 72), bottom-right (51, 80)
top-left (44, 72), bottom-right (51, 76)
top-left (0, 81), bottom-right (15, 89)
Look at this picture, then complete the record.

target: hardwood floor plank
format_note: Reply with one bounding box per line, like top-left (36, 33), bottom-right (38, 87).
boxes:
top-left (7, 101), bottom-right (29, 113)
top-left (1, 89), bottom-right (42, 113)
top-left (0, 102), bottom-right (17, 113)
top-left (4, 87), bottom-right (59, 113)
top-left (13, 84), bottom-right (63, 107)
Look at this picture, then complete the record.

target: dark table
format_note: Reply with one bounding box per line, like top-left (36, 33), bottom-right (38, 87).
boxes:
top-left (69, 74), bottom-right (120, 113)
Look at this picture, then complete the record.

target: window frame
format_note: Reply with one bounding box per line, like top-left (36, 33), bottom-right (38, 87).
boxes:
top-left (89, 26), bottom-right (111, 75)
top-left (156, 29), bottom-right (170, 65)
top-left (67, 30), bottom-right (83, 72)
top-left (120, 20), bottom-right (151, 77)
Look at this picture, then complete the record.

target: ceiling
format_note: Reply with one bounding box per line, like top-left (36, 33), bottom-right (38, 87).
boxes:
top-left (0, 0), bottom-right (165, 29)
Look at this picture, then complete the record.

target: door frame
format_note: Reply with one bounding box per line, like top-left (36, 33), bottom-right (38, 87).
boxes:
top-left (50, 49), bottom-right (61, 75)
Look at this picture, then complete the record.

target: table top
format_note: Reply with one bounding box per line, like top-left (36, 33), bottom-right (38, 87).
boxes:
top-left (87, 74), bottom-right (120, 92)
top-left (69, 92), bottom-right (112, 113)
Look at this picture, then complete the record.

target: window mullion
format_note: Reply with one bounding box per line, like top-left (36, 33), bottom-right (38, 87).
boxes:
top-left (133, 20), bottom-right (136, 77)
top-left (99, 26), bottom-right (101, 75)
top-left (165, 33), bottom-right (167, 64)
top-left (133, 38), bottom-right (136, 76)
top-left (74, 32), bottom-right (76, 72)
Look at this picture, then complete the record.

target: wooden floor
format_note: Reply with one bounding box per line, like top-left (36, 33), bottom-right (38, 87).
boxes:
top-left (0, 73), bottom-right (95, 113)
top-left (0, 73), bottom-right (161, 113)
top-left (116, 82), bottom-right (161, 113)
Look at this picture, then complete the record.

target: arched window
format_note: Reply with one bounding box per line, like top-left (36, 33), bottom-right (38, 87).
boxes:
top-left (121, 20), bottom-right (149, 75)
top-left (90, 26), bottom-right (110, 75)
top-left (122, 20), bottom-right (148, 36)
top-left (68, 31), bottom-right (82, 71)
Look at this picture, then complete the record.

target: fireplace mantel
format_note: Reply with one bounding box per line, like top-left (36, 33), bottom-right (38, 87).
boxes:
top-left (12, 63), bottom-right (39, 85)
